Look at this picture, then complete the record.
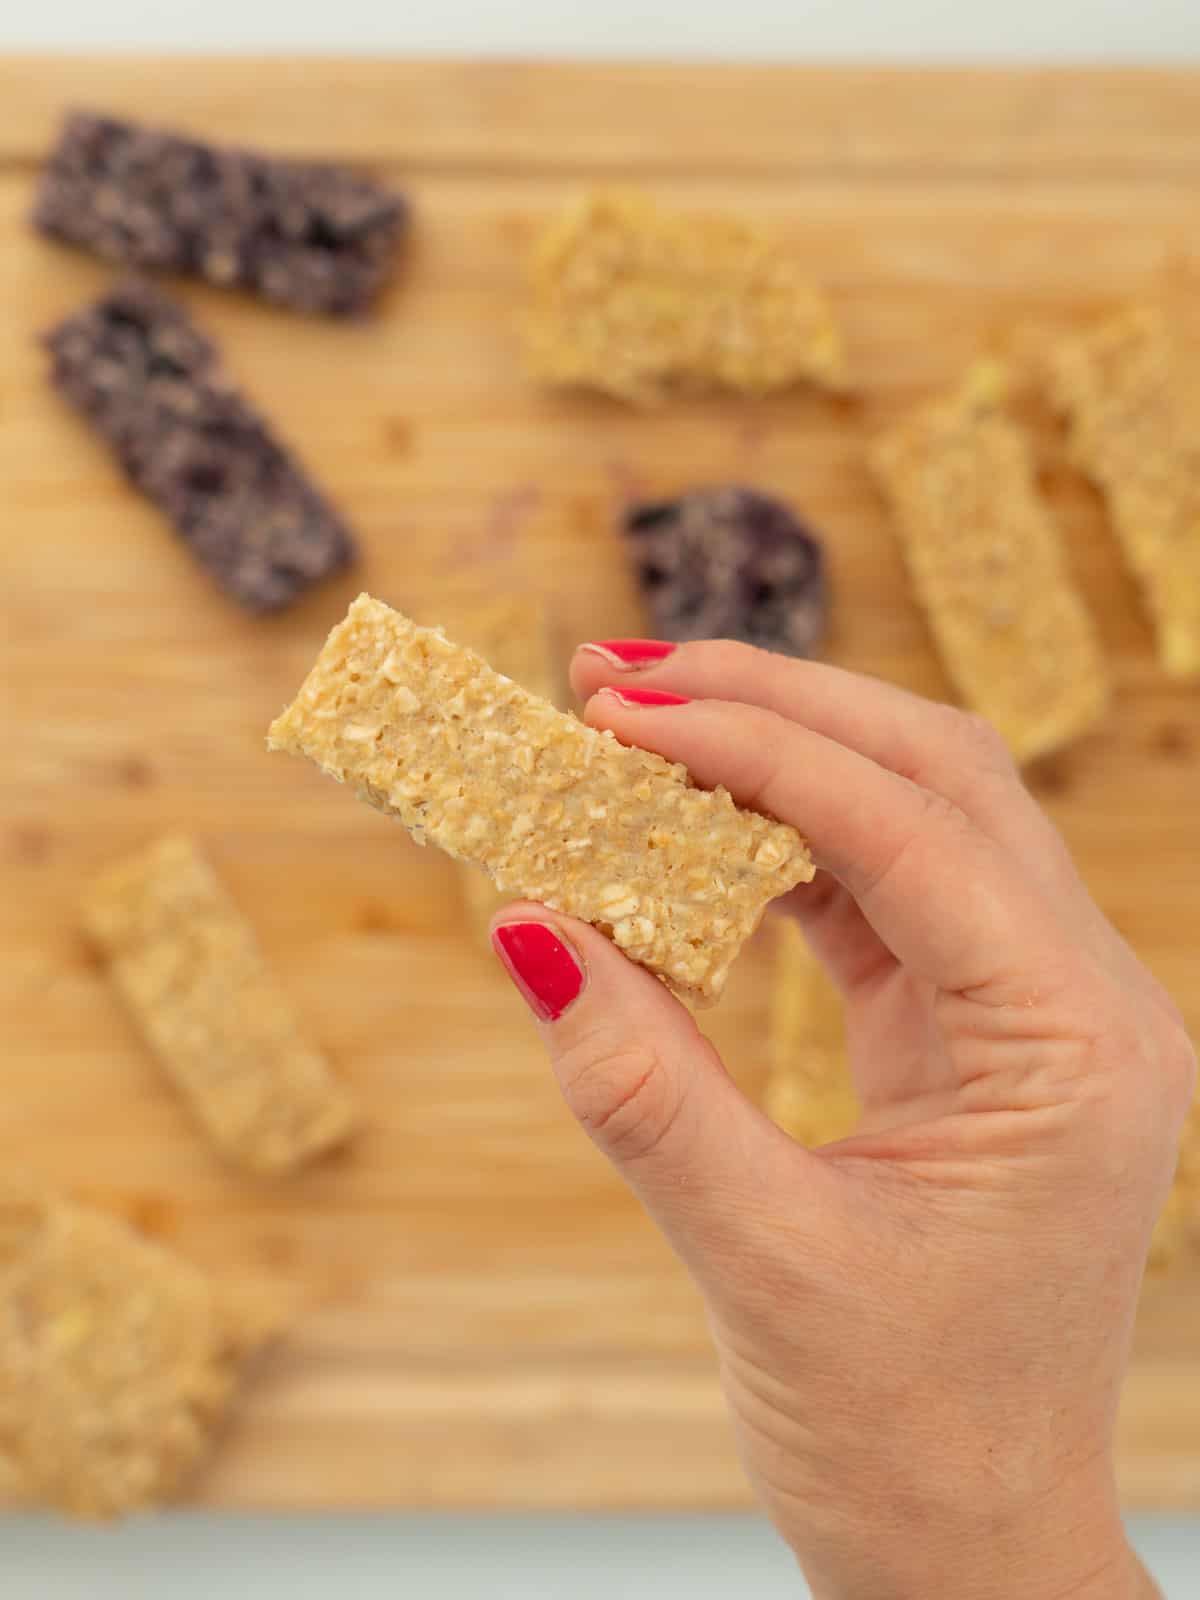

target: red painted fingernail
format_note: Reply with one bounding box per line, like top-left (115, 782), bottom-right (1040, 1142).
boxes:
top-left (579, 639), bottom-right (677, 670)
top-left (598, 686), bottom-right (691, 708)
top-left (492, 923), bottom-right (585, 1022)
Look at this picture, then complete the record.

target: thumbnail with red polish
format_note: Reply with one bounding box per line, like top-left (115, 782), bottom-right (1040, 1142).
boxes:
top-left (492, 923), bottom-right (585, 1022)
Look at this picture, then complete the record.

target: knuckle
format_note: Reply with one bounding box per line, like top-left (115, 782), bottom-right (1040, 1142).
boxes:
top-left (951, 709), bottom-right (1016, 776)
top-left (858, 783), bottom-right (972, 900)
top-left (915, 780), bottom-right (970, 831)
top-left (1083, 1006), bottom-right (1197, 1165)
top-left (699, 637), bottom-right (761, 681)
top-left (555, 1031), bottom-right (685, 1166)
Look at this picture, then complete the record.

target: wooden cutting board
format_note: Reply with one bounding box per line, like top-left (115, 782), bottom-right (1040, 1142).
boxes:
top-left (1, 60), bottom-right (1198, 1511)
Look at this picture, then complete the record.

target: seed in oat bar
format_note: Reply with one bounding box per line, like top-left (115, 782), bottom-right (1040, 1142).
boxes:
top-left (33, 111), bottom-right (406, 316)
top-left (525, 190), bottom-right (845, 405)
top-left (0, 1183), bottom-right (276, 1518)
top-left (764, 919), bottom-right (858, 1148)
top-left (871, 362), bottom-right (1109, 764)
top-left (624, 485), bottom-right (827, 658)
top-left (267, 594), bottom-right (814, 1005)
top-left (45, 281), bottom-right (356, 611)
top-left (1043, 307), bottom-right (1200, 679)
top-left (82, 835), bottom-right (356, 1176)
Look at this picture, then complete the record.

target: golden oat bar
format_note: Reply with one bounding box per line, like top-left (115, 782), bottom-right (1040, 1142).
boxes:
top-left (82, 836), bottom-right (356, 1177)
top-left (1044, 308), bottom-right (1200, 678)
top-left (268, 595), bottom-right (813, 1004)
top-left (872, 364), bottom-right (1109, 763)
top-left (764, 919), bottom-right (858, 1147)
top-left (526, 190), bottom-right (846, 406)
top-left (0, 1186), bottom-right (273, 1518)
top-left (448, 595), bottom-right (564, 939)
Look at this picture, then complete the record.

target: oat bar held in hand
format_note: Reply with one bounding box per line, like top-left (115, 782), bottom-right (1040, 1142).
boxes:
top-left (268, 596), bottom-right (813, 1004)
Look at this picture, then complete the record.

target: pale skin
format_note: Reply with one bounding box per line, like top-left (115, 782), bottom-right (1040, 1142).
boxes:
top-left (490, 639), bottom-right (1195, 1600)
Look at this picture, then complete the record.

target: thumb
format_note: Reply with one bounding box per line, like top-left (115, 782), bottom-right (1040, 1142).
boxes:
top-left (490, 905), bottom-right (824, 1278)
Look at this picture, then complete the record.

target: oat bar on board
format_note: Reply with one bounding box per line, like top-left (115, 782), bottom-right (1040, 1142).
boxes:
top-left (82, 835), bottom-right (356, 1176)
top-left (872, 363), bottom-right (1108, 763)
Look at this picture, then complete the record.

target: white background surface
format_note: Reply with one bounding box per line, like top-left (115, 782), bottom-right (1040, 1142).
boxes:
top-left (5, 4), bottom-right (1200, 1596)
top-left (0, 0), bottom-right (1198, 61)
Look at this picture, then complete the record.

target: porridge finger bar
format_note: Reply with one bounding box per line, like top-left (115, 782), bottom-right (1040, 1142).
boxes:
top-left (872, 363), bottom-right (1109, 764)
top-left (268, 594), bottom-right (814, 1004)
top-left (764, 919), bottom-right (858, 1147)
top-left (82, 836), bottom-right (356, 1177)
top-left (1043, 307), bottom-right (1200, 679)
top-left (448, 595), bottom-right (564, 940)
top-left (34, 112), bottom-right (407, 316)
top-left (526, 190), bottom-right (846, 406)
top-left (0, 1186), bottom-right (273, 1518)
top-left (46, 281), bottom-right (356, 612)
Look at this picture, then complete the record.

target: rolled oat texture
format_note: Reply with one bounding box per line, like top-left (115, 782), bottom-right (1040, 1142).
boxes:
top-left (1044, 306), bottom-right (1200, 679)
top-left (82, 835), bottom-right (357, 1176)
top-left (764, 919), bottom-right (858, 1148)
top-left (872, 362), bottom-right (1109, 763)
top-left (526, 190), bottom-right (845, 405)
top-left (0, 1185), bottom-right (274, 1518)
top-left (268, 594), bottom-right (814, 1004)
top-left (447, 594), bottom-right (564, 940)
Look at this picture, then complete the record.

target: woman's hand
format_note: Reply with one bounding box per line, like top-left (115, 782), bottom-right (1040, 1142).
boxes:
top-left (490, 640), bottom-right (1194, 1600)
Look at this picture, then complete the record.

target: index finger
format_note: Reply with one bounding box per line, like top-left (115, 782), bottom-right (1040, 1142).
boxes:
top-left (589, 689), bottom-right (1067, 998)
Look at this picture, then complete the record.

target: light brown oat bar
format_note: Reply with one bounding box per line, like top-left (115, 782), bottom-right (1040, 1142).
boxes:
top-left (0, 1185), bottom-right (273, 1518)
top-left (267, 594), bottom-right (813, 1005)
top-left (872, 363), bottom-right (1109, 763)
top-left (1043, 307), bottom-right (1200, 678)
top-left (448, 595), bottom-right (563, 939)
top-left (764, 919), bottom-right (858, 1147)
top-left (82, 836), bottom-right (356, 1177)
top-left (526, 190), bottom-right (846, 406)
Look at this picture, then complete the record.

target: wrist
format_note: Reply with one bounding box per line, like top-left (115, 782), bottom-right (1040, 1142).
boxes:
top-left (795, 1456), bottom-right (1139, 1600)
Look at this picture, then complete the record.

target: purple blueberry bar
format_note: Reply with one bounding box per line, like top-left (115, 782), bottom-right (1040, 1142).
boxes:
top-left (46, 281), bottom-right (357, 611)
top-left (623, 485), bottom-right (828, 659)
top-left (34, 111), bottom-right (407, 316)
